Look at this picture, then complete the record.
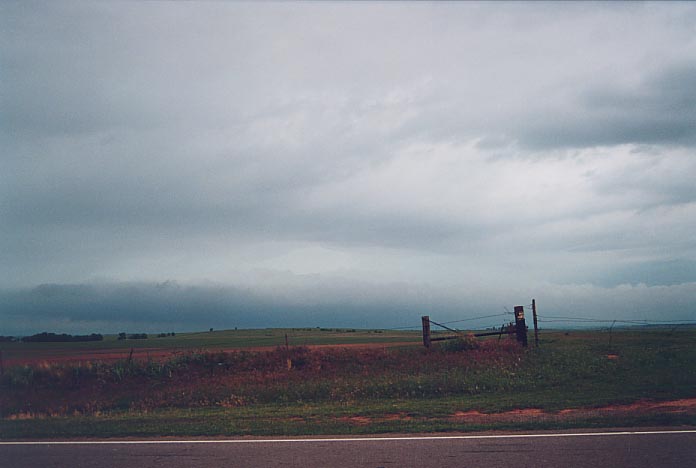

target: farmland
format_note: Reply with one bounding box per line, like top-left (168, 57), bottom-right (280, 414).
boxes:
top-left (0, 328), bottom-right (420, 367)
top-left (1, 327), bottom-right (695, 439)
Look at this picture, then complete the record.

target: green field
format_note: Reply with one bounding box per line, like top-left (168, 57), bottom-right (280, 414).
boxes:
top-left (1, 327), bottom-right (695, 439)
top-left (0, 327), bottom-right (421, 358)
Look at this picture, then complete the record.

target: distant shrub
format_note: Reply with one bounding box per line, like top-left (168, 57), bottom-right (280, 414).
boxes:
top-left (21, 332), bottom-right (103, 343)
top-left (440, 334), bottom-right (480, 352)
top-left (127, 333), bottom-right (148, 340)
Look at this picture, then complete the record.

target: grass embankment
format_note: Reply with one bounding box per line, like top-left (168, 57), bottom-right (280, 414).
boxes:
top-left (1, 329), bottom-right (694, 438)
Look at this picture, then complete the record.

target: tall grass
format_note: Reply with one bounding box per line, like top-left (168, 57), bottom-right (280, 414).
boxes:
top-left (0, 340), bottom-right (521, 415)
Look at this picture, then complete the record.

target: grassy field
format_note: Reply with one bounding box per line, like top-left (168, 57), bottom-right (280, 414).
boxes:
top-left (0, 328), bottom-right (421, 365)
top-left (1, 327), bottom-right (695, 439)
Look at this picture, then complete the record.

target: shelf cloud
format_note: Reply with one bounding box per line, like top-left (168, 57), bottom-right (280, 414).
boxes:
top-left (2, 2), bottom-right (695, 334)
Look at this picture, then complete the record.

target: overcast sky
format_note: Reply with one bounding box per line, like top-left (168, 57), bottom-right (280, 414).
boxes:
top-left (2, 2), bottom-right (696, 334)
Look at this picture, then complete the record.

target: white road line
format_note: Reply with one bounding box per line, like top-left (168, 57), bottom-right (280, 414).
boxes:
top-left (1, 430), bottom-right (696, 445)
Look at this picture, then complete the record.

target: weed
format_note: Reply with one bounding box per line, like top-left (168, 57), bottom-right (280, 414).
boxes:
top-left (439, 334), bottom-right (480, 352)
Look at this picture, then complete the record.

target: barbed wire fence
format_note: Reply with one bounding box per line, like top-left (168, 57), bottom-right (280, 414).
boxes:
top-left (417, 299), bottom-right (696, 349)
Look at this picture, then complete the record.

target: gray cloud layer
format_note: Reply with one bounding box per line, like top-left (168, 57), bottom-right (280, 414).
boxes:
top-left (520, 64), bottom-right (696, 149)
top-left (2, 2), bottom-right (696, 333)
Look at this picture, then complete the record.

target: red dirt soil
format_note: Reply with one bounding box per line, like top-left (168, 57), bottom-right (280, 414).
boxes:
top-left (446, 398), bottom-right (696, 424)
top-left (328, 399), bottom-right (696, 426)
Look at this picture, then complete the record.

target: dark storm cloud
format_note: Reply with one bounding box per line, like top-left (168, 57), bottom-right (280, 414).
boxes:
top-left (519, 64), bottom-right (696, 149)
top-left (0, 282), bottom-right (292, 334)
top-left (2, 278), bottom-right (696, 336)
top-left (0, 280), bottom-right (471, 335)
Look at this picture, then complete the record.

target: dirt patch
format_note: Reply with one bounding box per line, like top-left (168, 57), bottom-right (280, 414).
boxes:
top-left (384, 412), bottom-right (413, 421)
top-left (562, 398), bottom-right (696, 415)
top-left (452, 410), bottom-right (485, 418)
top-left (448, 398), bottom-right (696, 424)
top-left (339, 416), bottom-right (372, 426)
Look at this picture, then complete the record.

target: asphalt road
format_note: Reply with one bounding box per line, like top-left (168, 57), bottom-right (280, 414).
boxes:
top-left (2, 430), bottom-right (695, 468)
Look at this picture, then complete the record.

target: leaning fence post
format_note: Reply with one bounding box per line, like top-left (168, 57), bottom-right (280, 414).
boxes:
top-left (285, 333), bottom-right (292, 370)
top-left (608, 320), bottom-right (616, 350)
top-left (514, 306), bottom-right (528, 347)
top-left (421, 316), bottom-right (431, 348)
top-left (532, 299), bottom-right (539, 348)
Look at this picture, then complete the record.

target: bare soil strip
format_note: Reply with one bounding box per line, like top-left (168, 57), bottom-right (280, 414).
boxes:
top-left (335, 398), bottom-right (696, 426)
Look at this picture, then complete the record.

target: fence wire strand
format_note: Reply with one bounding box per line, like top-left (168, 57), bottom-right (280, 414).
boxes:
top-left (389, 311), bottom-right (695, 331)
top-left (537, 314), bottom-right (696, 326)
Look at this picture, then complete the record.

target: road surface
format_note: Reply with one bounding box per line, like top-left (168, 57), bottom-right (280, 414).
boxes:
top-left (1, 429), bottom-right (695, 468)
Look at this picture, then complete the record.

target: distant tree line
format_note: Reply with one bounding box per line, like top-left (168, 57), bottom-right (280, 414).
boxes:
top-left (20, 332), bottom-right (104, 343)
top-left (116, 332), bottom-right (176, 340)
top-left (1, 332), bottom-right (176, 343)
top-left (118, 332), bottom-right (148, 340)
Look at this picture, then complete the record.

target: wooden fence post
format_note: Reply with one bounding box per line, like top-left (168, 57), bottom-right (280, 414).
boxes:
top-left (532, 299), bottom-right (539, 348)
top-left (609, 320), bottom-right (616, 350)
top-left (421, 316), bottom-right (431, 348)
top-left (514, 306), bottom-right (528, 347)
top-left (285, 333), bottom-right (292, 370)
